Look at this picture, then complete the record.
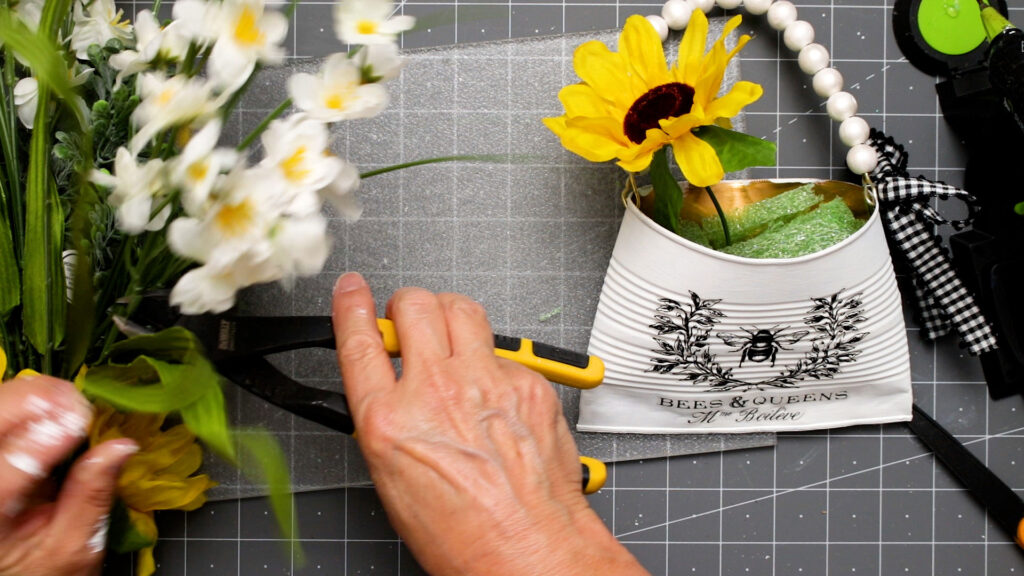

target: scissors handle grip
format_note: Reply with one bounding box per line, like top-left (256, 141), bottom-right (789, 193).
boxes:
top-left (375, 319), bottom-right (605, 389)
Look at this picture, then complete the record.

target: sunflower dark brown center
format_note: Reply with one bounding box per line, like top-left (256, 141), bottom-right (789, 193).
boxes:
top-left (623, 82), bottom-right (695, 145)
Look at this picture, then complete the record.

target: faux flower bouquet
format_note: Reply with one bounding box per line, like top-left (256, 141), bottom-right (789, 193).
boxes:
top-left (545, 11), bottom-right (777, 244)
top-left (0, 0), bottom-right (418, 570)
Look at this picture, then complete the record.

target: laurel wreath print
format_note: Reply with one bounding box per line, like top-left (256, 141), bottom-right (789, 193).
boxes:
top-left (647, 291), bottom-right (869, 391)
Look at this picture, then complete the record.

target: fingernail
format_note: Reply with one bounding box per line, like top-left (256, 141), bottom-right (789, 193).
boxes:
top-left (4, 452), bottom-right (44, 478)
top-left (87, 514), bottom-right (110, 554)
top-left (334, 272), bottom-right (366, 295)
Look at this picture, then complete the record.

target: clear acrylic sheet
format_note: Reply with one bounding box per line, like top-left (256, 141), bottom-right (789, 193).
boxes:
top-left (205, 22), bottom-right (775, 500)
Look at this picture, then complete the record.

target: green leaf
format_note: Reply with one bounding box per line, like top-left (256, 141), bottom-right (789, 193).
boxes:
top-left (693, 125), bottom-right (777, 174)
top-left (81, 327), bottom-right (221, 412)
top-left (22, 83), bottom-right (61, 357)
top-left (65, 184), bottom-right (100, 375)
top-left (0, 8), bottom-right (75, 103)
top-left (0, 191), bottom-right (19, 315)
top-left (181, 382), bottom-right (234, 460)
top-left (237, 429), bottom-right (303, 566)
top-left (106, 500), bottom-right (158, 554)
top-left (649, 147), bottom-right (685, 236)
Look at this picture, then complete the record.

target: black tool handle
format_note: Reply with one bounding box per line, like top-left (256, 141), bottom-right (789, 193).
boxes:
top-left (908, 404), bottom-right (1024, 547)
top-left (988, 27), bottom-right (1024, 133)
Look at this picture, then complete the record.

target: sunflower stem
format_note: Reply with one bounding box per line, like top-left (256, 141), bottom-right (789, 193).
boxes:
top-left (705, 185), bottom-right (731, 246)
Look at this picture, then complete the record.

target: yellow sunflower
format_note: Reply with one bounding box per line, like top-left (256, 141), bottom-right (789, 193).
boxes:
top-left (544, 11), bottom-right (763, 187)
top-left (89, 402), bottom-right (217, 576)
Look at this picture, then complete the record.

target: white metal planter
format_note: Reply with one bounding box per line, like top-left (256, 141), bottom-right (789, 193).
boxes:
top-left (579, 180), bottom-right (912, 433)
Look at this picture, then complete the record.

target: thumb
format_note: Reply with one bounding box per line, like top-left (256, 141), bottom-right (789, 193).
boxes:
top-left (50, 439), bottom-right (139, 558)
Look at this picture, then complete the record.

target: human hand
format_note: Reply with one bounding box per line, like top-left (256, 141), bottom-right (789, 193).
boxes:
top-left (0, 374), bottom-right (138, 576)
top-left (331, 272), bottom-right (649, 576)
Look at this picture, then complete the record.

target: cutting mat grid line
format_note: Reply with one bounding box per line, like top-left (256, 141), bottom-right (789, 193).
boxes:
top-left (102, 0), bottom-right (1024, 574)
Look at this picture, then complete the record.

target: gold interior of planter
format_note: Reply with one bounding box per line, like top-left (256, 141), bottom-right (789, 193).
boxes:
top-left (634, 179), bottom-right (875, 223)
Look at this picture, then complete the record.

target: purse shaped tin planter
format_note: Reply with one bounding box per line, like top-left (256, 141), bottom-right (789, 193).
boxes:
top-left (578, 180), bottom-right (913, 433)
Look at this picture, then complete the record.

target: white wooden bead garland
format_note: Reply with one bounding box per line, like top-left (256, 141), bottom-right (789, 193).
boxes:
top-left (646, 0), bottom-right (877, 174)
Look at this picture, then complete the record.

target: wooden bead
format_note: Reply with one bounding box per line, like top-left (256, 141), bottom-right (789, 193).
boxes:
top-left (826, 91), bottom-right (858, 121)
top-left (846, 144), bottom-right (878, 175)
top-left (661, 0), bottom-right (694, 30)
top-left (812, 67), bottom-right (843, 98)
top-left (839, 116), bottom-right (871, 146)
top-left (767, 0), bottom-right (797, 30)
top-left (783, 20), bottom-right (815, 51)
top-left (744, 0), bottom-right (773, 16)
top-left (798, 43), bottom-right (829, 75)
top-left (646, 14), bottom-right (671, 41)
top-left (692, 0), bottom-right (715, 13)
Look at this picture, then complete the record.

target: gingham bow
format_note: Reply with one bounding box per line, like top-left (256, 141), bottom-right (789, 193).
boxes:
top-left (866, 130), bottom-right (998, 355)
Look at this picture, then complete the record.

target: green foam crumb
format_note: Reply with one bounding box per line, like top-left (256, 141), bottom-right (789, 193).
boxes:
top-left (677, 219), bottom-right (711, 248)
top-left (702, 183), bottom-right (822, 248)
top-left (721, 197), bottom-right (864, 259)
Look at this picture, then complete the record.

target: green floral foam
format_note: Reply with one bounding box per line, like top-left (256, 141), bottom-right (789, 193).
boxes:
top-left (701, 183), bottom-right (822, 248)
top-left (720, 197), bottom-right (864, 259)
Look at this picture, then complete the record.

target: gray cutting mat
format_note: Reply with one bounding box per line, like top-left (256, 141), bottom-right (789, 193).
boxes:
top-left (103, 0), bottom-right (1024, 574)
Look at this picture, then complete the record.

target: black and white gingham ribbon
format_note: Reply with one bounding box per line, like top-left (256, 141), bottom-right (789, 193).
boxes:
top-left (866, 130), bottom-right (998, 356)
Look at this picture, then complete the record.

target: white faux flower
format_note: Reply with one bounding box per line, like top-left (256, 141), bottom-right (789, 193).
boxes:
top-left (108, 10), bottom-right (190, 85)
top-left (167, 166), bottom-right (331, 314)
top-left (14, 66), bottom-right (93, 128)
top-left (320, 160), bottom-right (363, 221)
top-left (70, 0), bottom-right (134, 59)
top-left (334, 0), bottom-right (415, 45)
top-left (260, 114), bottom-right (344, 212)
top-left (13, 77), bottom-right (38, 129)
top-left (167, 165), bottom-right (278, 270)
top-left (170, 119), bottom-right (239, 216)
top-left (13, 0), bottom-right (44, 31)
top-left (130, 73), bottom-right (219, 154)
top-left (362, 43), bottom-right (404, 81)
top-left (90, 147), bottom-right (169, 234)
top-left (287, 53), bottom-right (389, 122)
top-left (170, 264), bottom-right (247, 315)
top-left (204, 0), bottom-right (288, 91)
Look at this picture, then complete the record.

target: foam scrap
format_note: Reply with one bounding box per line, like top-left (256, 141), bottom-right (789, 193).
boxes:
top-left (702, 183), bottom-right (822, 248)
top-left (721, 197), bottom-right (864, 259)
top-left (677, 219), bottom-right (712, 248)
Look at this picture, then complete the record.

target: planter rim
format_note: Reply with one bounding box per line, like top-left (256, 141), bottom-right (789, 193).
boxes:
top-left (626, 178), bottom-right (880, 266)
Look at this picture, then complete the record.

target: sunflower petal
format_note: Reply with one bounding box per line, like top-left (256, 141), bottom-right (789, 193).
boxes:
top-left (705, 81), bottom-right (763, 119)
top-left (558, 83), bottom-right (620, 119)
top-left (573, 41), bottom-right (635, 109)
top-left (676, 9), bottom-right (709, 86)
top-left (672, 132), bottom-right (724, 187)
top-left (620, 16), bottom-right (671, 87)
top-left (560, 117), bottom-right (629, 162)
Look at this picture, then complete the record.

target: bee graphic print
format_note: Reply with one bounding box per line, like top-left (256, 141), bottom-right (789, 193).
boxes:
top-left (648, 291), bottom-right (868, 391)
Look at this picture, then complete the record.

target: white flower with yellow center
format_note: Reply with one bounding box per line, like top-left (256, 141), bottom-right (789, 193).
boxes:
top-left (91, 147), bottom-right (170, 234)
top-left (334, 0), bottom-right (415, 45)
top-left (320, 160), bottom-right (363, 221)
top-left (130, 72), bottom-right (219, 154)
top-left (362, 42), bottom-right (404, 81)
top-left (204, 0), bottom-right (288, 91)
top-left (287, 53), bottom-right (389, 122)
top-left (109, 10), bottom-right (190, 85)
top-left (260, 114), bottom-right (344, 213)
top-left (70, 0), bottom-right (134, 59)
top-left (170, 119), bottom-right (240, 216)
top-left (167, 166), bottom-right (331, 314)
